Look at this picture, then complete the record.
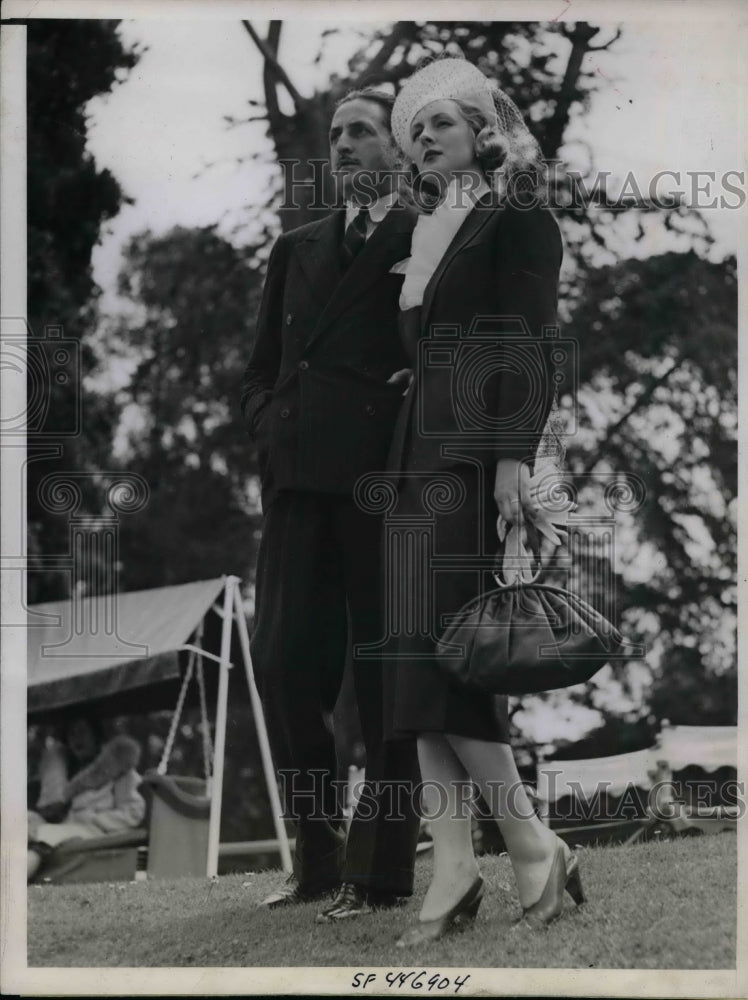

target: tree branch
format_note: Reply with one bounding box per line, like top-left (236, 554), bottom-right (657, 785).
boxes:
top-left (241, 19), bottom-right (304, 110)
top-left (223, 114), bottom-right (269, 127)
top-left (360, 61), bottom-right (421, 88)
top-left (543, 21), bottom-right (602, 158)
top-left (580, 359), bottom-right (680, 474)
top-left (352, 22), bottom-right (416, 84)
top-left (588, 27), bottom-right (623, 51)
top-left (263, 22), bottom-right (283, 128)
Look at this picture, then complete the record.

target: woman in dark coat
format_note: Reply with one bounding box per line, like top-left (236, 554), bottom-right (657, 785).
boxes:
top-left (384, 56), bottom-right (584, 945)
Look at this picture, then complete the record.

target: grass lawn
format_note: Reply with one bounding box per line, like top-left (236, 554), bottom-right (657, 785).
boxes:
top-left (28, 832), bottom-right (736, 969)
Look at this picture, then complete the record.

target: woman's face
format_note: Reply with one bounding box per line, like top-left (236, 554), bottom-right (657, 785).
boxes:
top-left (409, 99), bottom-right (479, 183)
top-left (66, 718), bottom-right (99, 763)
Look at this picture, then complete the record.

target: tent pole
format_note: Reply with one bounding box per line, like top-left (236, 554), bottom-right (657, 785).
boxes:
top-left (233, 585), bottom-right (293, 873)
top-left (206, 575), bottom-right (235, 877)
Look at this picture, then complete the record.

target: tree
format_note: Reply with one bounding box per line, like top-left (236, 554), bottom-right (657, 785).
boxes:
top-left (26, 20), bottom-right (139, 602)
top-left (107, 225), bottom-right (265, 590)
top-left (562, 251), bottom-right (737, 728)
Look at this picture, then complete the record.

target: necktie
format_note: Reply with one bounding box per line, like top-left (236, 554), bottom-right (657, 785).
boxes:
top-left (340, 208), bottom-right (370, 270)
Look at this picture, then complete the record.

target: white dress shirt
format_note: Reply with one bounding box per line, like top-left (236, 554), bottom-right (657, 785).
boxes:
top-left (345, 190), bottom-right (398, 240)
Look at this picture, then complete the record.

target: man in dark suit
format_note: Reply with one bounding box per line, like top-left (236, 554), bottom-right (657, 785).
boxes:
top-left (241, 89), bottom-right (421, 921)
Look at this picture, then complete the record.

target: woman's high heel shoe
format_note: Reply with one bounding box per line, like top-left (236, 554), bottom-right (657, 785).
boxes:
top-left (395, 876), bottom-right (484, 947)
top-left (519, 839), bottom-right (585, 928)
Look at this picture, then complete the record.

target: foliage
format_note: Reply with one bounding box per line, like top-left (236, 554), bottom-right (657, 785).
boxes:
top-left (26, 20), bottom-right (139, 602)
top-left (108, 226), bottom-right (265, 590)
top-left (27, 21), bottom-right (137, 317)
top-left (508, 249), bottom-right (738, 758)
top-left (561, 251), bottom-right (737, 728)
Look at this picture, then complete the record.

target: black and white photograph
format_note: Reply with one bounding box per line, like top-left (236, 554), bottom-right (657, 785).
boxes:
top-left (1, 0), bottom-right (745, 995)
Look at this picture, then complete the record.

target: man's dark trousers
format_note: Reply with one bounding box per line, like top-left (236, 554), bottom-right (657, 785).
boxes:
top-left (251, 490), bottom-right (420, 897)
top-left (243, 205), bottom-right (422, 898)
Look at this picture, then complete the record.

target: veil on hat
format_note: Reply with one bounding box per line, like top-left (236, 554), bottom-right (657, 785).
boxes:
top-left (392, 51), bottom-right (547, 200)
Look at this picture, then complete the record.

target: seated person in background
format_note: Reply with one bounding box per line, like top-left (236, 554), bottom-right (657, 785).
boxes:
top-left (28, 714), bottom-right (145, 881)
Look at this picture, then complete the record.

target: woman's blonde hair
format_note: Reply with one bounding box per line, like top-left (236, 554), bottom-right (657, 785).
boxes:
top-left (458, 99), bottom-right (547, 200)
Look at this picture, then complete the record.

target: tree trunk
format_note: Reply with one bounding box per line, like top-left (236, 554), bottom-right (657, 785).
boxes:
top-left (273, 96), bottom-right (339, 232)
top-left (244, 20), bottom-right (342, 231)
top-left (542, 22), bottom-right (601, 159)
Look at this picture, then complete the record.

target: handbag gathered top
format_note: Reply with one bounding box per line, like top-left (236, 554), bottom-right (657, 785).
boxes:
top-left (437, 416), bottom-right (631, 695)
top-left (436, 572), bottom-right (626, 697)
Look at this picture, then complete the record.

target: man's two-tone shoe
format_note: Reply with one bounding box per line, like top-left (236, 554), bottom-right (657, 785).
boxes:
top-left (259, 874), bottom-right (336, 909)
top-left (316, 882), bottom-right (407, 922)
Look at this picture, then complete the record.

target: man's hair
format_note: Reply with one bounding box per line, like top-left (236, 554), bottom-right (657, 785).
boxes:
top-left (335, 87), bottom-right (396, 135)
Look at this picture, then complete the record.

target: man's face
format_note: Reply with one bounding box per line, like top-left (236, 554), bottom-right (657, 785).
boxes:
top-left (329, 98), bottom-right (399, 202)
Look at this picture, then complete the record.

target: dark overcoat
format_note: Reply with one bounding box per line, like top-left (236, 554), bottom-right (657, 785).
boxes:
top-left (389, 196), bottom-right (564, 479)
top-left (241, 205), bottom-right (416, 510)
top-left (384, 196), bottom-right (564, 740)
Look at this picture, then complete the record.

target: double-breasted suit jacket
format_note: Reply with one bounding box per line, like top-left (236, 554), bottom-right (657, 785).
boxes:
top-left (241, 201), bottom-right (422, 898)
top-left (242, 204), bottom-right (417, 510)
top-left (384, 197), bottom-right (564, 742)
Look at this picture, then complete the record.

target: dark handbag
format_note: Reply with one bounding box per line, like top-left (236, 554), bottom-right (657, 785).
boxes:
top-left (436, 580), bottom-right (625, 696)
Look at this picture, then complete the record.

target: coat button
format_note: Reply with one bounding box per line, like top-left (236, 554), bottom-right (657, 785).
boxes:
top-left (365, 403), bottom-right (376, 416)
top-left (361, 364), bottom-right (369, 372)
top-left (299, 360), bottom-right (309, 370)
top-left (286, 313), bottom-right (293, 325)
top-left (280, 408), bottom-right (290, 419)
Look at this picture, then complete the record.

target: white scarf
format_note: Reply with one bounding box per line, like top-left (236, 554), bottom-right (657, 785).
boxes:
top-left (397, 176), bottom-right (491, 311)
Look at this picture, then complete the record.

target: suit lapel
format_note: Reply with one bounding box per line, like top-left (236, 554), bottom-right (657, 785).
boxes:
top-left (420, 193), bottom-right (498, 334)
top-left (306, 205), bottom-right (415, 350)
top-left (295, 211), bottom-right (345, 309)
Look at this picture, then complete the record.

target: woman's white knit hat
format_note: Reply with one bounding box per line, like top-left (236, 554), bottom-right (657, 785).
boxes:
top-left (392, 56), bottom-right (536, 168)
top-left (392, 58), bottom-right (498, 154)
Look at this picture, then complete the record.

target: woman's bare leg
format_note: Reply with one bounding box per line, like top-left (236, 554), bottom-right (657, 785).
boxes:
top-left (447, 734), bottom-right (568, 909)
top-left (417, 733), bottom-right (481, 921)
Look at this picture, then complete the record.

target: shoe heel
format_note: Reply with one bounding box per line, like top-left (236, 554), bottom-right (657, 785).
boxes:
top-left (565, 864), bottom-right (585, 906)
